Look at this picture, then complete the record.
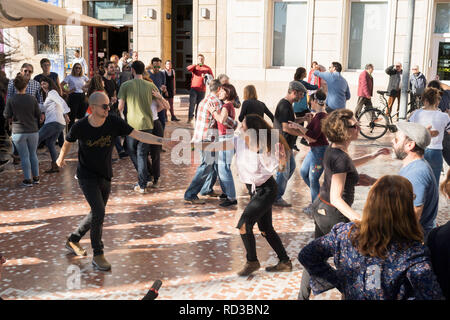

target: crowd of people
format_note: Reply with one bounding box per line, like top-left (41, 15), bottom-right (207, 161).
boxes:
top-left (0, 52), bottom-right (449, 300)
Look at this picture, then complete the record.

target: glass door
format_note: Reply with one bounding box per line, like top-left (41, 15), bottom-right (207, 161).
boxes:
top-left (437, 42), bottom-right (450, 85)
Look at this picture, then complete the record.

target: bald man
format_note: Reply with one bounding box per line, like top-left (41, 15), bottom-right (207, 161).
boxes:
top-left (57, 92), bottom-right (166, 271)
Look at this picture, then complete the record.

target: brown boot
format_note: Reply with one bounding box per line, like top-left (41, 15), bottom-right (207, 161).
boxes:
top-left (237, 260), bottom-right (260, 276)
top-left (45, 161), bottom-right (59, 173)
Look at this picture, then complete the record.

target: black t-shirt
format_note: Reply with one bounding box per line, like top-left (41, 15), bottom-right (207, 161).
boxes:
top-left (426, 221), bottom-right (450, 300)
top-left (102, 76), bottom-right (117, 100)
top-left (319, 147), bottom-right (359, 206)
top-left (66, 116), bottom-right (133, 180)
top-left (34, 72), bottom-right (59, 85)
top-left (238, 99), bottom-right (274, 123)
top-left (274, 98), bottom-right (296, 149)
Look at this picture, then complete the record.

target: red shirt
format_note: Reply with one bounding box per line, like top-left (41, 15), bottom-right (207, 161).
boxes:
top-left (218, 102), bottom-right (235, 136)
top-left (306, 112), bottom-right (329, 147)
top-left (187, 64), bottom-right (213, 92)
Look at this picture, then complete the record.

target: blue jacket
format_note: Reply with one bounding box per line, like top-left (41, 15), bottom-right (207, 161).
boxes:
top-left (293, 80), bottom-right (318, 113)
top-left (314, 71), bottom-right (350, 110)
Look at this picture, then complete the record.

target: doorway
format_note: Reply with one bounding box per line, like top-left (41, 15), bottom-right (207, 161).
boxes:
top-left (172, 0), bottom-right (193, 93)
top-left (95, 27), bottom-right (130, 70)
top-left (431, 36), bottom-right (450, 86)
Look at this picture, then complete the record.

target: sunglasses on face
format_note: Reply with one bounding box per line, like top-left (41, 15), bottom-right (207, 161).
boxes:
top-left (23, 70), bottom-right (33, 73)
top-left (94, 103), bottom-right (109, 110)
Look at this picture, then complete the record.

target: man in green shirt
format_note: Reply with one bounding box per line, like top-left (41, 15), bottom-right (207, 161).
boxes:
top-left (118, 60), bottom-right (167, 193)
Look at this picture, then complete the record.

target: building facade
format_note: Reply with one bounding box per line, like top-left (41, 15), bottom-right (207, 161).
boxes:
top-left (3, 0), bottom-right (450, 110)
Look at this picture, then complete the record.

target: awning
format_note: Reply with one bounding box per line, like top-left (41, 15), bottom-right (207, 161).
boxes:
top-left (0, 0), bottom-right (113, 28)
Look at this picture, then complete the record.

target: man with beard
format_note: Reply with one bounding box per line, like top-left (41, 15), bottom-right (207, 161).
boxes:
top-left (392, 122), bottom-right (439, 239)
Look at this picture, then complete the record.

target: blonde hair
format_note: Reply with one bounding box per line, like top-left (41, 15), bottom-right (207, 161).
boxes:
top-left (243, 85), bottom-right (258, 100)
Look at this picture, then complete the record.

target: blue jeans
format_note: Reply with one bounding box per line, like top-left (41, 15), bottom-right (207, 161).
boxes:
top-left (126, 129), bottom-right (152, 188)
top-left (424, 148), bottom-right (443, 185)
top-left (217, 135), bottom-right (236, 201)
top-left (185, 150), bottom-right (218, 200)
top-left (12, 132), bottom-right (39, 180)
top-left (300, 145), bottom-right (327, 203)
top-left (38, 122), bottom-right (65, 162)
top-left (275, 153), bottom-right (296, 201)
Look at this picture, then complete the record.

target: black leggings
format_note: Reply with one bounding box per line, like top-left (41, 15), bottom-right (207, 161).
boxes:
top-left (237, 177), bottom-right (289, 262)
top-left (148, 119), bottom-right (163, 181)
top-left (68, 93), bottom-right (87, 129)
top-left (298, 197), bottom-right (350, 299)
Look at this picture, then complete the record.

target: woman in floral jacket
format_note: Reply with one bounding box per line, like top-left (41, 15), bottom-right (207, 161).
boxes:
top-left (298, 175), bottom-right (444, 300)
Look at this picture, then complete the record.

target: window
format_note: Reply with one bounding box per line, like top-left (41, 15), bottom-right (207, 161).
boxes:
top-left (348, 2), bottom-right (388, 70)
top-left (435, 3), bottom-right (450, 34)
top-left (37, 25), bottom-right (60, 54)
top-left (87, 1), bottom-right (133, 24)
top-left (272, 1), bottom-right (307, 67)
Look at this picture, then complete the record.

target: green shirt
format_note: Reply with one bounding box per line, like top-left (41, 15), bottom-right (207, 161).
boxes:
top-left (118, 79), bottom-right (157, 130)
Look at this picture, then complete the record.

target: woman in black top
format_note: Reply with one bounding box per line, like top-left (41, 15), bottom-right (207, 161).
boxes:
top-left (238, 85), bottom-right (274, 123)
top-left (164, 60), bottom-right (179, 121)
top-left (426, 170), bottom-right (450, 300)
top-left (298, 108), bottom-right (390, 300)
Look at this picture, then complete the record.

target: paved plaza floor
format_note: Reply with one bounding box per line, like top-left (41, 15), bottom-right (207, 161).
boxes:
top-left (0, 100), bottom-right (448, 300)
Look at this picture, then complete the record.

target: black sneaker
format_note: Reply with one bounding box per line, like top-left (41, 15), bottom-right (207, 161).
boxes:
top-left (119, 151), bottom-right (128, 159)
top-left (32, 176), bottom-right (40, 185)
top-left (172, 117), bottom-right (180, 122)
top-left (22, 179), bottom-right (33, 187)
top-left (219, 193), bottom-right (227, 199)
top-left (219, 199), bottom-right (237, 207)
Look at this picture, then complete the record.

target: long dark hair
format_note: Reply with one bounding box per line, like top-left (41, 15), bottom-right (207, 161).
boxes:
top-left (87, 75), bottom-right (105, 97)
top-left (294, 67), bottom-right (307, 81)
top-left (39, 75), bottom-right (61, 100)
top-left (244, 114), bottom-right (290, 154)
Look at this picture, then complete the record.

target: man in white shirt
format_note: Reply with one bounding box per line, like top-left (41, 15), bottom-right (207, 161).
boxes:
top-left (73, 50), bottom-right (88, 76)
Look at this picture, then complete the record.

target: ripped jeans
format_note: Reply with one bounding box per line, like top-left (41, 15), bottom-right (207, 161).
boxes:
top-left (300, 145), bottom-right (327, 203)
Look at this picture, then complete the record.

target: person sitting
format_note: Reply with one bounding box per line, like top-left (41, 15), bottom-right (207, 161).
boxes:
top-left (298, 175), bottom-right (444, 300)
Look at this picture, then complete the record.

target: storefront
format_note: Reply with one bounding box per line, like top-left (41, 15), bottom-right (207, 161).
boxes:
top-left (86, 0), bottom-right (133, 73)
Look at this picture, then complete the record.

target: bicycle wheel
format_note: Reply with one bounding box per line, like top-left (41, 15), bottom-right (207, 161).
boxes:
top-left (358, 108), bottom-right (389, 140)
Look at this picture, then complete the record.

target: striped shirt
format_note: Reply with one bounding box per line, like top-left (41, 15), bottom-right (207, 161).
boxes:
top-left (7, 78), bottom-right (43, 105)
top-left (191, 93), bottom-right (221, 143)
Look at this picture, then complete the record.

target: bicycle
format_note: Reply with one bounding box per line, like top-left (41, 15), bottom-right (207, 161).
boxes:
top-left (357, 90), bottom-right (419, 140)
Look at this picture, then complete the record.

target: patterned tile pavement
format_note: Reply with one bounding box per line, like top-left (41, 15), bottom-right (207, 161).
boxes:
top-left (0, 99), bottom-right (448, 300)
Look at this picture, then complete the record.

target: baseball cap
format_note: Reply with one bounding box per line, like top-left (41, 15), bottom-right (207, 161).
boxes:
top-left (289, 81), bottom-right (306, 93)
top-left (396, 121), bottom-right (431, 150)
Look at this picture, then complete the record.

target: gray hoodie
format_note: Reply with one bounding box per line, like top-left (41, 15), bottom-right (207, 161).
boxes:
top-left (410, 72), bottom-right (427, 95)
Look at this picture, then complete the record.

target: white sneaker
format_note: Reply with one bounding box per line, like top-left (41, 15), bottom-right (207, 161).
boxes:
top-left (134, 185), bottom-right (148, 194)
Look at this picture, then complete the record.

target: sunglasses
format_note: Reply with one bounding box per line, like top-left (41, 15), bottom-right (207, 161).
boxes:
top-left (23, 70), bottom-right (33, 73)
top-left (94, 103), bottom-right (110, 110)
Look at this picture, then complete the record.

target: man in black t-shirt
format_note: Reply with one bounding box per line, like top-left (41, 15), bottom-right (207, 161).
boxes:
top-left (56, 92), bottom-right (165, 271)
top-left (273, 81), bottom-right (306, 207)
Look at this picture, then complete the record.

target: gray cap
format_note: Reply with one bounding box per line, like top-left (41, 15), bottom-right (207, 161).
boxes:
top-left (396, 121), bottom-right (431, 149)
top-left (289, 81), bottom-right (306, 93)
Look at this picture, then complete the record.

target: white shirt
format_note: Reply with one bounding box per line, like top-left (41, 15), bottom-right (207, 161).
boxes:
top-left (72, 57), bottom-right (88, 75)
top-left (409, 108), bottom-right (450, 150)
top-left (41, 90), bottom-right (70, 126)
top-left (151, 101), bottom-right (159, 121)
top-left (234, 135), bottom-right (279, 192)
top-left (63, 75), bottom-right (89, 93)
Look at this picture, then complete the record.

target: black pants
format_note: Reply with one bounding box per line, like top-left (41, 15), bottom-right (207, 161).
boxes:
top-left (68, 93), bottom-right (87, 129)
top-left (69, 177), bottom-right (111, 256)
top-left (237, 177), bottom-right (289, 263)
top-left (188, 89), bottom-right (205, 120)
top-left (149, 119), bottom-right (163, 182)
top-left (354, 97), bottom-right (373, 118)
top-left (298, 197), bottom-right (349, 300)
